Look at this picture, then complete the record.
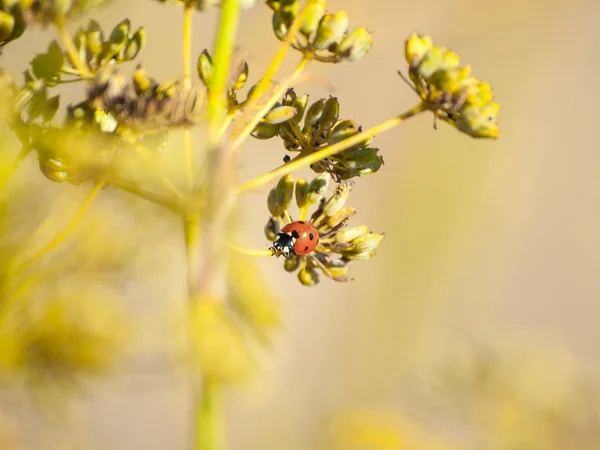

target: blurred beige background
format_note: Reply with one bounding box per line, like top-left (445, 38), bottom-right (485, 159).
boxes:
top-left (2, 0), bottom-right (600, 449)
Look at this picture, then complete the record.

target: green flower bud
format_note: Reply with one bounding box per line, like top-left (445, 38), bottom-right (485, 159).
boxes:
top-left (276, 174), bottom-right (294, 211)
top-left (284, 255), bottom-right (300, 272)
top-left (298, 266), bottom-right (319, 286)
top-left (52, 0), bottom-right (74, 16)
top-left (303, 98), bottom-right (325, 129)
top-left (319, 97), bottom-right (340, 132)
top-left (282, 89), bottom-right (308, 123)
top-left (314, 11), bottom-right (348, 50)
top-left (295, 178), bottom-right (308, 209)
top-left (327, 119), bottom-right (366, 146)
top-left (306, 173), bottom-right (330, 204)
top-left (197, 49), bottom-right (213, 88)
top-left (417, 47), bottom-right (460, 80)
top-left (271, 11), bottom-right (290, 41)
top-left (264, 225), bottom-right (277, 241)
top-left (267, 188), bottom-right (284, 218)
top-left (337, 26), bottom-right (372, 62)
top-left (455, 102), bottom-right (499, 139)
top-left (351, 232), bottom-right (384, 253)
top-left (327, 265), bottom-right (350, 280)
top-left (263, 105), bottom-right (297, 125)
top-left (124, 28), bottom-right (145, 61)
top-left (73, 29), bottom-right (88, 62)
top-left (322, 182), bottom-right (352, 217)
top-left (334, 225), bottom-right (369, 243)
top-left (345, 250), bottom-right (376, 261)
top-left (86, 20), bottom-right (104, 58)
top-left (251, 121), bottom-right (280, 139)
top-left (0, 11), bottom-right (15, 42)
top-left (300, 0), bottom-right (325, 36)
top-left (326, 207), bottom-right (356, 229)
top-left (105, 19), bottom-right (130, 61)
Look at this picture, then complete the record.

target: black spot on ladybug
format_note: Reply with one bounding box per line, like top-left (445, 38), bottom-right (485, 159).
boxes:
top-left (304, 246), bottom-right (309, 252)
top-left (291, 230), bottom-right (300, 239)
top-left (309, 233), bottom-right (314, 240)
top-left (298, 221), bottom-right (304, 224)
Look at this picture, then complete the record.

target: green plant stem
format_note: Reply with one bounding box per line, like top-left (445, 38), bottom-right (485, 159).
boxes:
top-left (232, 3), bottom-right (309, 133)
top-left (182, 1), bottom-right (194, 189)
top-left (197, 378), bottom-right (224, 450)
top-left (207, 0), bottom-right (241, 146)
top-left (55, 16), bottom-right (92, 79)
top-left (236, 102), bottom-right (428, 193)
top-left (230, 56), bottom-right (310, 152)
top-left (186, 3), bottom-right (241, 450)
top-left (179, 5), bottom-right (206, 450)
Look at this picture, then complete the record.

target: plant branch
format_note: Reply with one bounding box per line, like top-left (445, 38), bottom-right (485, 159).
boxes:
top-left (207, 0), bottom-right (241, 146)
top-left (234, 2), bottom-right (309, 124)
top-left (230, 56), bottom-right (310, 152)
top-left (236, 102), bottom-right (428, 193)
top-left (227, 242), bottom-right (274, 257)
top-left (55, 16), bottom-right (92, 79)
top-left (183, 1), bottom-right (195, 189)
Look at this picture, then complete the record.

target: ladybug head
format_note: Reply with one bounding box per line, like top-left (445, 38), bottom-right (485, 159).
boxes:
top-left (270, 232), bottom-right (295, 258)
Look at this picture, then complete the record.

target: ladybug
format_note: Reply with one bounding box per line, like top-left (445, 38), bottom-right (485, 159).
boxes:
top-left (271, 221), bottom-right (319, 258)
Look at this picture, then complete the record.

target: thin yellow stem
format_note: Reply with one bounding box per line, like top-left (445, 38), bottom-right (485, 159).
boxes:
top-left (226, 242), bottom-right (274, 257)
top-left (133, 144), bottom-right (186, 199)
top-left (239, 2), bottom-right (310, 119)
top-left (182, 2), bottom-right (194, 190)
top-left (230, 57), bottom-right (310, 152)
top-left (55, 16), bottom-right (92, 78)
top-left (108, 177), bottom-right (185, 213)
top-left (196, 378), bottom-right (224, 450)
top-left (237, 103), bottom-right (428, 193)
top-left (15, 180), bottom-right (105, 273)
top-left (207, 0), bottom-right (241, 146)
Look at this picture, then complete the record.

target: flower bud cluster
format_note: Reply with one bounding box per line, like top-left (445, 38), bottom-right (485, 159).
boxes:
top-left (266, 0), bottom-right (372, 64)
top-left (70, 19), bottom-right (145, 74)
top-left (254, 90), bottom-right (383, 181)
top-left (404, 32), bottom-right (499, 138)
top-left (265, 173), bottom-right (384, 286)
top-left (0, 0), bottom-right (107, 32)
top-left (67, 65), bottom-right (204, 131)
top-left (197, 49), bottom-right (250, 114)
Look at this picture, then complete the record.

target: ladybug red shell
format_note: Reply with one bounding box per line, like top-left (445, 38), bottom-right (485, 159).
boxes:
top-left (271, 221), bottom-right (320, 258)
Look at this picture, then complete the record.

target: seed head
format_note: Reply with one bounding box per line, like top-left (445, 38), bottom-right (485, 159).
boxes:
top-left (265, 173), bottom-right (384, 286)
top-left (255, 92), bottom-right (383, 181)
top-left (402, 32), bottom-right (500, 139)
top-left (267, 0), bottom-right (372, 64)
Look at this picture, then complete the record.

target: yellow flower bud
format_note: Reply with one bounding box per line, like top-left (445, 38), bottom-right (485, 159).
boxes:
top-left (405, 32), bottom-right (433, 65)
top-left (314, 11), bottom-right (348, 50)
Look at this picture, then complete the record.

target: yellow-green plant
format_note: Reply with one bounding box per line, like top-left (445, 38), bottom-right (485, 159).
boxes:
top-left (0, 0), bottom-right (499, 449)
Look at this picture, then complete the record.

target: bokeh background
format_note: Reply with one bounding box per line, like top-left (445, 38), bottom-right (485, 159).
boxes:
top-left (1, 0), bottom-right (600, 449)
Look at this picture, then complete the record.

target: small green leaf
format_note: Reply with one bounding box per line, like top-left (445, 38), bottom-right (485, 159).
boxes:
top-left (31, 41), bottom-right (64, 85)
